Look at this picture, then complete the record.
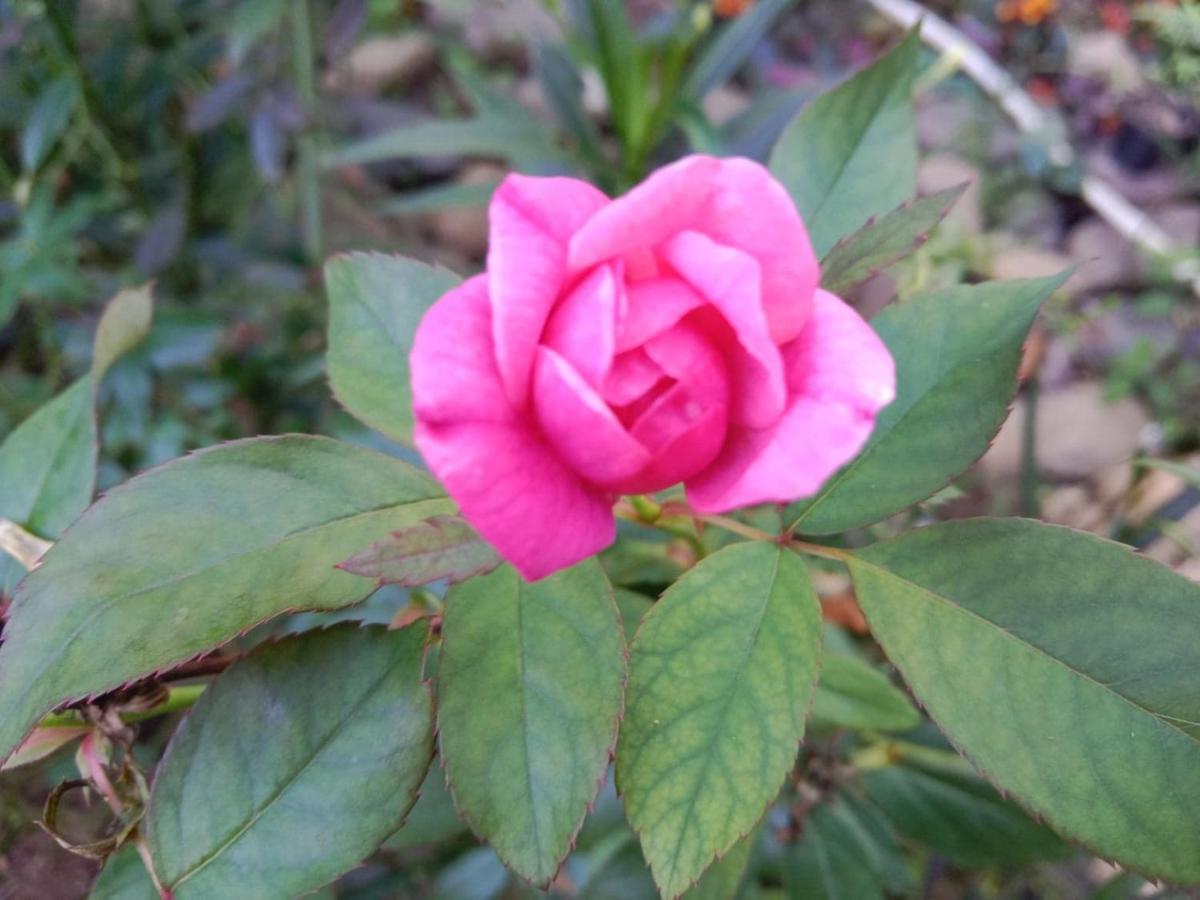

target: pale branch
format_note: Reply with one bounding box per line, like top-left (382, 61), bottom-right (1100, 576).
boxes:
top-left (866, 0), bottom-right (1200, 297)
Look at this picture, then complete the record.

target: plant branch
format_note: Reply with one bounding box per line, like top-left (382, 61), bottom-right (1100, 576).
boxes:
top-left (38, 684), bottom-right (207, 730)
top-left (866, 0), bottom-right (1200, 297)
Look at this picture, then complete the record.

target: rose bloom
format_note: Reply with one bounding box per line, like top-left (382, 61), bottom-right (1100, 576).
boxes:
top-left (410, 155), bottom-right (895, 580)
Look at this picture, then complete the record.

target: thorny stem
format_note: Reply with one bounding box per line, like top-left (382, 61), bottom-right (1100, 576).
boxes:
top-left (37, 684), bottom-right (207, 730)
top-left (697, 514), bottom-right (854, 563)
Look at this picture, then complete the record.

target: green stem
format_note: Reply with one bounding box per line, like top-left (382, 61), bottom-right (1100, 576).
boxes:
top-left (38, 685), bottom-right (207, 730)
top-left (291, 0), bottom-right (323, 265)
top-left (1019, 376), bottom-right (1040, 518)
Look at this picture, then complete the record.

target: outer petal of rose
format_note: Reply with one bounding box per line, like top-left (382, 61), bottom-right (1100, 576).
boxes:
top-left (784, 290), bottom-right (896, 406)
top-left (662, 231), bottom-right (787, 429)
top-left (488, 174), bottom-right (609, 405)
top-left (414, 419), bottom-right (615, 580)
top-left (696, 157), bottom-right (818, 343)
top-left (543, 262), bottom-right (620, 388)
top-left (533, 346), bottom-right (652, 487)
top-left (686, 290), bottom-right (896, 512)
top-left (569, 155), bottom-right (817, 343)
top-left (568, 156), bottom-right (721, 273)
top-left (411, 274), bottom-right (515, 425)
top-left (616, 277), bottom-right (704, 353)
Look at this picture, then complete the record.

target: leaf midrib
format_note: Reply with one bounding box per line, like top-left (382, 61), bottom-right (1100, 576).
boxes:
top-left (804, 68), bottom-right (908, 237)
top-left (513, 579), bottom-right (546, 869)
top-left (658, 549), bottom-right (782, 893)
top-left (850, 555), bottom-right (1200, 744)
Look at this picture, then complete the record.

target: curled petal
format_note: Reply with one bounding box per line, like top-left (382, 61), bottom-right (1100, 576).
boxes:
top-left (411, 275), bottom-right (515, 425)
top-left (414, 419), bottom-right (615, 581)
top-left (616, 277), bottom-right (704, 353)
top-left (603, 349), bottom-right (666, 407)
top-left (662, 231), bottom-right (787, 429)
top-left (697, 157), bottom-right (818, 343)
top-left (569, 155), bottom-right (817, 342)
top-left (622, 322), bottom-right (730, 490)
top-left (533, 347), bottom-right (652, 488)
top-left (543, 262), bottom-right (621, 388)
top-left (488, 174), bottom-right (609, 405)
top-left (568, 156), bottom-right (721, 273)
top-left (686, 290), bottom-right (895, 512)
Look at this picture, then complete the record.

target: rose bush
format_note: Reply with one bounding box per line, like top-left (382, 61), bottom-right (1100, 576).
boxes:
top-left (410, 154), bottom-right (896, 579)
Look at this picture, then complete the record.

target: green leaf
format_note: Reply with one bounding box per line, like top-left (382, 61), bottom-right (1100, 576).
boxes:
top-left (92, 284), bottom-right (154, 383)
top-left (681, 826), bottom-right (758, 900)
top-left (0, 435), bottom-right (448, 766)
top-left (338, 514), bottom-right (500, 587)
top-left (584, 0), bottom-right (646, 153)
top-left (21, 76), bottom-right (78, 172)
top-left (617, 542), bottom-right (821, 898)
top-left (863, 757), bottom-right (1069, 868)
top-left (579, 839), bottom-right (657, 900)
top-left (438, 560), bottom-right (625, 885)
top-left (0, 286), bottom-right (154, 593)
top-left (0, 378), bottom-right (92, 597)
top-left (810, 654), bottom-right (920, 733)
top-left (614, 587), bottom-right (654, 643)
top-left (0, 378), bottom-right (93, 548)
top-left (322, 117), bottom-right (566, 172)
top-left (88, 845), bottom-right (157, 900)
top-left (783, 793), bottom-right (910, 899)
top-left (848, 518), bottom-right (1200, 883)
top-left (378, 180), bottom-right (498, 216)
top-left (385, 757), bottom-right (467, 849)
top-left (325, 252), bottom-right (459, 444)
top-left (684, 0), bottom-right (793, 99)
top-left (769, 30), bottom-right (919, 256)
top-left (146, 624), bottom-right (434, 897)
top-left (788, 274), bottom-right (1068, 535)
top-left (819, 185), bottom-right (967, 296)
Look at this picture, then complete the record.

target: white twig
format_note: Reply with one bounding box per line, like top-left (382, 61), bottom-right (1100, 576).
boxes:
top-left (866, 0), bottom-right (1200, 296)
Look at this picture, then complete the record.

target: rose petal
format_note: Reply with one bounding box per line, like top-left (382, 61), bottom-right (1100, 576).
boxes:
top-left (543, 262), bottom-right (621, 388)
top-left (784, 289), bottom-right (896, 407)
top-left (603, 349), bottom-right (666, 407)
top-left (569, 155), bottom-right (817, 342)
top-left (695, 157), bottom-right (818, 343)
top-left (568, 156), bottom-right (721, 273)
top-left (414, 419), bottom-right (615, 580)
top-left (686, 290), bottom-right (895, 512)
top-left (622, 321), bottom-right (730, 490)
top-left (411, 274), bottom-right (514, 425)
top-left (616, 277), bottom-right (705, 353)
top-left (533, 346), bottom-right (652, 487)
top-left (488, 174), bottom-right (609, 405)
top-left (662, 231), bottom-right (787, 428)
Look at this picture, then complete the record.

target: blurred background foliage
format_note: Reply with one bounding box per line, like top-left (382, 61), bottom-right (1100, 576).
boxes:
top-left (0, 0), bottom-right (1198, 897)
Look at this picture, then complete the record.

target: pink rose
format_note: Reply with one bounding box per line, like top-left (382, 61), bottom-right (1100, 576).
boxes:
top-left (411, 155), bottom-right (895, 580)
